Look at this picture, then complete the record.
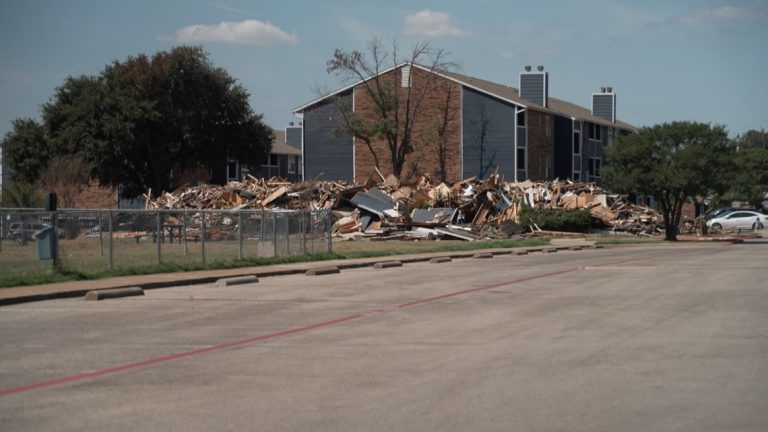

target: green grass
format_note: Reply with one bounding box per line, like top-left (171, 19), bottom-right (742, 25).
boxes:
top-left (0, 237), bottom-right (550, 288)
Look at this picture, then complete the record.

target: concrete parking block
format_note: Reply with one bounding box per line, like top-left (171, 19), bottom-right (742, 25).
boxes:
top-left (217, 275), bottom-right (259, 286)
top-left (84, 287), bottom-right (144, 301)
top-left (511, 250), bottom-right (529, 255)
top-left (541, 248), bottom-right (558, 253)
top-left (569, 246), bottom-right (583, 251)
top-left (474, 253), bottom-right (493, 259)
top-left (373, 261), bottom-right (403, 269)
top-left (430, 257), bottom-right (452, 263)
top-left (305, 267), bottom-right (341, 276)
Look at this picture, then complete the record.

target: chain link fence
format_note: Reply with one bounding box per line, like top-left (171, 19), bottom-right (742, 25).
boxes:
top-left (0, 208), bottom-right (332, 280)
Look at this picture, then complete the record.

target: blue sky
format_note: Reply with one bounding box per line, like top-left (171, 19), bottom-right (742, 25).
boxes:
top-left (1, 0), bottom-right (766, 140)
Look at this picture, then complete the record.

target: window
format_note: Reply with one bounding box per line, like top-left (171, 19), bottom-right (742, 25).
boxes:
top-left (288, 156), bottom-right (296, 174)
top-left (588, 123), bottom-right (602, 141)
top-left (517, 110), bottom-right (525, 127)
top-left (226, 160), bottom-right (239, 181)
top-left (516, 148), bottom-right (525, 170)
top-left (573, 131), bottom-right (581, 155)
top-left (573, 171), bottom-right (581, 181)
top-left (588, 157), bottom-right (601, 178)
top-left (270, 154), bottom-right (278, 166)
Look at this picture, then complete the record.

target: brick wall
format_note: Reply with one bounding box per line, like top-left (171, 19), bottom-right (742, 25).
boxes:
top-left (527, 110), bottom-right (555, 181)
top-left (353, 67), bottom-right (462, 183)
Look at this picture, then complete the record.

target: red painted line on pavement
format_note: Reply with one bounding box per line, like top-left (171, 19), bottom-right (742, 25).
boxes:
top-left (0, 313), bottom-right (366, 398)
top-left (397, 268), bottom-right (580, 309)
top-left (0, 242), bottom-right (734, 398)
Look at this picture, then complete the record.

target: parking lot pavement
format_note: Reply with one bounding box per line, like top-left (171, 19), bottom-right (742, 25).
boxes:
top-left (1, 242), bottom-right (767, 431)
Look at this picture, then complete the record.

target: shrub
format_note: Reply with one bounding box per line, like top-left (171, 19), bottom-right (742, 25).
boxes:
top-left (518, 206), bottom-right (592, 232)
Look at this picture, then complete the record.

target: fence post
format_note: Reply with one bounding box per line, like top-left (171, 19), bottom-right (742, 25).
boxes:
top-left (272, 212), bottom-right (277, 257)
top-left (98, 209), bottom-right (103, 257)
top-left (108, 210), bottom-right (114, 271)
top-left (156, 211), bottom-right (162, 265)
top-left (260, 210), bottom-right (265, 241)
top-left (286, 213), bottom-right (291, 256)
top-left (326, 211), bottom-right (332, 253)
top-left (0, 211), bottom-right (3, 253)
top-left (300, 211), bottom-right (306, 254)
top-left (238, 211), bottom-right (244, 260)
top-left (182, 209), bottom-right (188, 256)
top-left (51, 210), bottom-right (59, 271)
top-left (201, 212), bottom-right (206, 266)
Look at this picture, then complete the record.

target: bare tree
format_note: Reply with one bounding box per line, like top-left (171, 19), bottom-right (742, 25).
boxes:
top-left (326, 38), bottom-right (457, 178)
top-left (37, 155), bottom-right (90, 208)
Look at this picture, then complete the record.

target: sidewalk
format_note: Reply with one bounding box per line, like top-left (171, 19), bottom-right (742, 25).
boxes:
top-left (0, 239), bottom-right (596, 306)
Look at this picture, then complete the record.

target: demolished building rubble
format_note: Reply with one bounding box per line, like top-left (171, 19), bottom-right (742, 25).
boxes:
top-left (143, 173), bottom-right (664, 241)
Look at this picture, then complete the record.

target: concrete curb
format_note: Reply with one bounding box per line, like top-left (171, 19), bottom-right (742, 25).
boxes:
top-left (84, 287), bottom-right (144, 301)
top-left (373, 261), bottom-right (403, 269)
top-left (474, 253), bottom-right (493, 259)
top-left (430, 257), bottom-right (452, 263)
top-left (217, 275), bottom-right (259, 286)
top-left (305, 267), bottom-right (341, 276)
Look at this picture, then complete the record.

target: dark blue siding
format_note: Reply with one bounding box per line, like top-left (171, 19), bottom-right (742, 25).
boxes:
top-left (462, 88), bottom-right (516, 179)
top-left (302, 91), bottom-right (353, 181)
top-left (554, 115), bottom-right (573, 180)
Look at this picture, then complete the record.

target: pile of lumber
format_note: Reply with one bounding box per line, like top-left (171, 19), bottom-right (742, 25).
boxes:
top-left (142, 173), bottom-right (663, 240)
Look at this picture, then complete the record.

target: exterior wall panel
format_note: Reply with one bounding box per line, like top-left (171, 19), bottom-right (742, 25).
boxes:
top-left (302, 91), bottom-right (353, 181)
top-left (462, 88), bottom-right (516, 179)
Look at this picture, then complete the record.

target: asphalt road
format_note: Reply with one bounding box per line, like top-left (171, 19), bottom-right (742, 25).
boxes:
top-left (1, 242), bottom-right (766, 431)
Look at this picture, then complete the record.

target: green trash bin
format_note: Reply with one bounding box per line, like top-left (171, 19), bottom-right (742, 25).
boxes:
top-left (37, 227), bottom-right (56, 260)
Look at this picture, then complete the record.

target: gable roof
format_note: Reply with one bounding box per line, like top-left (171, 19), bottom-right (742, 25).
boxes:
top-left (271, 129), bottom-right (301, 156)
top-left (294, 63), bottom-right (635, 131)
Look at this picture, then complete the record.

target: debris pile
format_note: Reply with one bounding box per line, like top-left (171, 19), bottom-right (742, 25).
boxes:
top-left (142, 173), bottom-right (664, 240)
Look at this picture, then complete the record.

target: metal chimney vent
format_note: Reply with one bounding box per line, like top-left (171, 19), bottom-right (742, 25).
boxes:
top-left (519, 66), bottom-right (549, 108)
top-left (592, 87), bottom-right (616, 123)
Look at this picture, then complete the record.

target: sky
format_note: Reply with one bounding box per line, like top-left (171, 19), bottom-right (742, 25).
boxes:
top-left (1, 0), bottom-right (767, 142)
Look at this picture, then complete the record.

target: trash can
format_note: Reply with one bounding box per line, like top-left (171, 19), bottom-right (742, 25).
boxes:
top-left (37, 227), bottom-right (56, 260)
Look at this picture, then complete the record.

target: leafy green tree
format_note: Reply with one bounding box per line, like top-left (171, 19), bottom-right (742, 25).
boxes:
top-left (729, 147), bottom-right (768, 211)
top-left (734, 129), bottom-right (768, 150)
top-left (31, 46), bottom-right (272, 198)
top-left (603, 121), bottom-right (731, 241)
top-left (1, 118), bottom-right (49, 184)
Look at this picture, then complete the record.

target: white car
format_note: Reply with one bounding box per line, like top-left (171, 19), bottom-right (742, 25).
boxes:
top-left (706, 210), bottom-right (767, 232)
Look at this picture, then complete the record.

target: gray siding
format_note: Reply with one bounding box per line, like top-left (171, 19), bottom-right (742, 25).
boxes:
top-left (592, 94), bottom-right (615, 122)
top-left (302, 91), bottom-right (353, 181)
top-left (285, 126), bottom-right (302, 148)
top-left (519, 73), bottom-right (548, 107)
top-left (462, 88), bottom-right (517, 179)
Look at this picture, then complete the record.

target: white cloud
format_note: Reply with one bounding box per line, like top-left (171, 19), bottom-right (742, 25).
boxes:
top-left (401, 9), bottom-right (471, 37)
top-left (648, 5), bottom-right (767, 27)
top-left (174, 19), bottom-right (298, 46)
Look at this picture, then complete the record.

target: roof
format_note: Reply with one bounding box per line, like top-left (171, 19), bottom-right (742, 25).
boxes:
top-left (294, 63), bottom-right (635, 131)
top-left (270, 129), bottom-right (301, 156)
